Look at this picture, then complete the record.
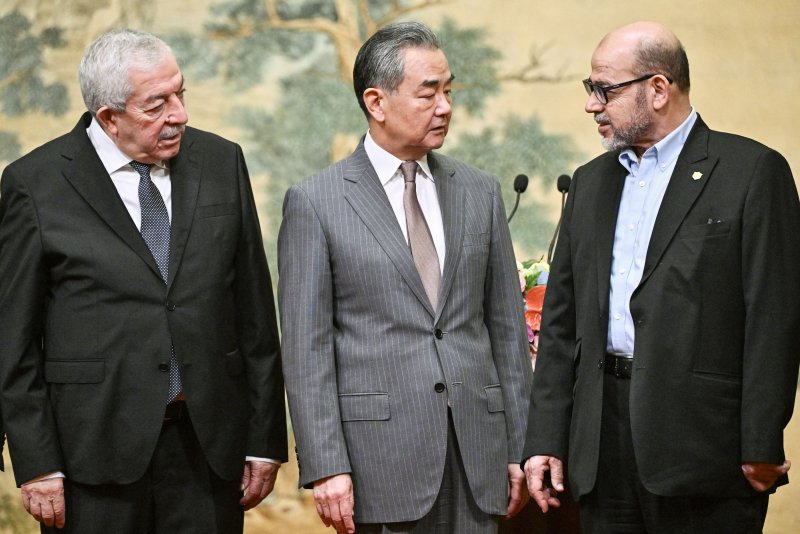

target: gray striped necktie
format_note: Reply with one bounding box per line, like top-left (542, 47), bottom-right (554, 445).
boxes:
top-left (401, 161), bottom-right (440, 309)
top-left (130, 160), bottom-right (182, 403)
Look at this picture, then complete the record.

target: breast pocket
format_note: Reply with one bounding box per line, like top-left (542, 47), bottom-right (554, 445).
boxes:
top-left (197, 202), bottom-right (237, 219)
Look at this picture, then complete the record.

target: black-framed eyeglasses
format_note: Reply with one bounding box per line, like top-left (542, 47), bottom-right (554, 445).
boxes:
top-left (582, 73), bottom-right (672, 104)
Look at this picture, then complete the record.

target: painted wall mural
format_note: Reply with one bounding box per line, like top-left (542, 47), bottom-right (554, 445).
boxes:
top-left (1, 1), bottom-right (799, 532)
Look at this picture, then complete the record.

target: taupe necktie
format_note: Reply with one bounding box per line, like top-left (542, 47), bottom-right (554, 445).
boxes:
top-left (401, 161), bottom-right (440, 309)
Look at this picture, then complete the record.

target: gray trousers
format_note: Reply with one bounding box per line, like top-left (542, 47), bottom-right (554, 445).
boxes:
top-left (356, 410), bottom-right (500, 534)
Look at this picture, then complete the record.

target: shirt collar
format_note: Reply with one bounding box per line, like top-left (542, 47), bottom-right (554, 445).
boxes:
top-left (619, 107), bottom-right (698, 173)
top-left (86, 117), bottom-right (167, 174)
top-left (364, 130), bottom-right (434, 186)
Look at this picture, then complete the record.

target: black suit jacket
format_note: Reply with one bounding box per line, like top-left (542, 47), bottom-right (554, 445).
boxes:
top-left (523, 116), bottom-right (800, 498)
top-left (0, 113), bottom-right (287, 486)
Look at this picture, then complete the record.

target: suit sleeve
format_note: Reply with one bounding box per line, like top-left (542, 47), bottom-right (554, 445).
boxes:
top-left (233, 146), bottom-right (288, 462)
top-left (740, 149), bottom-right (800, 464)
top-left (521, 169), bottom-right (580, 464)
top-left (0, 166), bottom-right (65, 484)
top-left (484, 179), bottom-right (533, 462)
top-left (278, 185), bottom-right (351, 487)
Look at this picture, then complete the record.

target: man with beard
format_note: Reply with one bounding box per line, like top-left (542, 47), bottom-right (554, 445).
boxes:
top-left (522, 21), bottom-right (800, 532)
top-left (0, 29), bottom-right (286, 533)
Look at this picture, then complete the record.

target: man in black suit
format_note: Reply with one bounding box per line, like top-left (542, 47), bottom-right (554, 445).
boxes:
top-left (522, 21), bottom-right (800, 533)
top-left (0, 29), bottom-right (286, 533)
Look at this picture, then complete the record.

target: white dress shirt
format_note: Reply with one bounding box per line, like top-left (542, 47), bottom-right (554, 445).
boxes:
top-left (86, 118), bottom-right (172, 226)
top-left (364, 131), bottom-right (446, 272)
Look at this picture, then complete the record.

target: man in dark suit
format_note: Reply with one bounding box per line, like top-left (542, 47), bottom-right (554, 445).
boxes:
top-left (278, 21), bottom-right (532, 534)
top-left (522, 21), bottom-right (800, 533)
top-left (0, 29), bottom-right (287, 533)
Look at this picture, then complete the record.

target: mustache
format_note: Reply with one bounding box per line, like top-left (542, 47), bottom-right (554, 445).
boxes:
top-left (159, 125), bottom-right (185, 140)
top-left (594, 114), bottom-right (609, 124)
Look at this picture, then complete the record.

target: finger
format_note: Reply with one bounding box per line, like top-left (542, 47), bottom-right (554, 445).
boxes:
top-left (41, 498), bottom-right (56, 527)
top-left (318, 502), bottom-right (333, 527)
top-left (54, 495), bottom-right (66, 529)
top-left (341, 494), bottom-right (356, 534)
top-left (549, 459), bottom-right (565, 491)
top-left (329, 500), bottom-right (345, 534)
top-left (506, 485), bottom-right (524, 517)
top-left (240, 463), bottom-right (251, 491)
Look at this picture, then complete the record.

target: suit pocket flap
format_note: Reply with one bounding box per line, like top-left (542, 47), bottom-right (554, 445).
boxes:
top-left (484, 384), bottom-right (505, 412)
top-left (198, 202), bottom-right (237, 218)
top-left (339, 393), bottom-right (390, 422)
top-left (463, 232), bottom-right (490, 246)
top-left (45, 360), bottom-right (104, 384)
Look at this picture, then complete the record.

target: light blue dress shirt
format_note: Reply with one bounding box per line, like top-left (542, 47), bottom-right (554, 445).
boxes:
top-left (606, 109), bottom-right (698, 355)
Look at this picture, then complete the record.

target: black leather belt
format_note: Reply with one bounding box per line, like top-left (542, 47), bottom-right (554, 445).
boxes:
top-left (604, 353), bottom-right (634, 379)
top-left (163, 400), bottom-right (186, 422)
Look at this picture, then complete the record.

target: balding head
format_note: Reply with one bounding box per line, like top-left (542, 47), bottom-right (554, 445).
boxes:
top-left (597, 21), bottom-right (690, 93)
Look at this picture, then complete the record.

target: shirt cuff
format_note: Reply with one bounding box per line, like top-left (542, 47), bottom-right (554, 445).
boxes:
top-left (22, 471), bottom-right (66, 485)
top-left (245, 456), bottom-right (282, 465)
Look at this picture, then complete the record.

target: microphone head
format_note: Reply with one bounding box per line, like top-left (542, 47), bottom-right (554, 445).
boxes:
top-left (513, 174), bottom-right (529, 193)
top-left (556, 174), bottom-right (572, 193)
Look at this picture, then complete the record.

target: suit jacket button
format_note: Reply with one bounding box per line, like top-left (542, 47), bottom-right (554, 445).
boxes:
top-left (434, 329), bottom-right (443, 339)
top-left (598, 359), bottom-right (604, 369)
top-left (434, 382), bottom-right (446, 393)
top-left (158, 363), bottom-right (169, 372)
top-left (166, 301), bottom-right (176, 311)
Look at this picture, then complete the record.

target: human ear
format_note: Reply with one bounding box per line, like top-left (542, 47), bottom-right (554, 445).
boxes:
top-left (363, 88), bottom-right (385, 122)
top-left (651, 75), bottom-right (671, 111)
top-left (95, 106), bottom-right (119, 137)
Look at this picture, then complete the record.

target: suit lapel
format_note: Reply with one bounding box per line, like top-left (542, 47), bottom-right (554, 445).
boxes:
top-left (343, 144), bottom-right (436, 316)
top-left (167, 132), bottom-right (201, 288)
top-left (61, 114), bottom-right (163, 280)
top-left (594, 156), bottom-right (627, 313)
top-left (430, 153), bottom-right (462, 320)
top-left (638, 117), bottom-right (718, 287)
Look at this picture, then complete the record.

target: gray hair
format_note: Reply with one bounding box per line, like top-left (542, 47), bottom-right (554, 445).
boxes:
top-left (353, 21), bottom-right (441, 118)
top-left (79, 29), bottom-right (173, 115)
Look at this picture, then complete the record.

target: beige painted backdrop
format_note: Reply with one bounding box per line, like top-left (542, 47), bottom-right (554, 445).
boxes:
top-left (0, 0), bottom-right (798, 532)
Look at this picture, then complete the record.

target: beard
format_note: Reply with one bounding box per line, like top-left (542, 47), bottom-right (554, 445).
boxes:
top-left (596, 85), bottom-right (653, 152)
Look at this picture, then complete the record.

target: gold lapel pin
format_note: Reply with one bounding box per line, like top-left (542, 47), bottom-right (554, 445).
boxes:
top-left (692, 171), bottom-right (703, 180)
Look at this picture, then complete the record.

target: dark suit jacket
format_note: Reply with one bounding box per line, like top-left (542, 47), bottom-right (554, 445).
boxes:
top-left (0, 113), bottom-right (287, 487)
top-left (523, 116), bottom-right (800, 499)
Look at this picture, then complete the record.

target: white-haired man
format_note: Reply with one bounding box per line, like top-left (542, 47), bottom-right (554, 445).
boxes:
top-left (0, 29), bottom-right (286, 533)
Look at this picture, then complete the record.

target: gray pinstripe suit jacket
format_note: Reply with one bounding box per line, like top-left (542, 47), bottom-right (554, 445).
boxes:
top-left (278, 141), bottom-right (532, 522)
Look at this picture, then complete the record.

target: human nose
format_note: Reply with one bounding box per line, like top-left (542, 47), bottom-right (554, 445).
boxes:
top-left (435, 91), bottom-right (452, 116)
top-left (585, 90), bottom-right (604, 114)
top-left (167, 93), bottom-right (188, 124)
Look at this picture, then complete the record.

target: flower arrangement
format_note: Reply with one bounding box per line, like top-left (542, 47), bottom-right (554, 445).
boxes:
top-left (517, 258), bottom-right (549, 370)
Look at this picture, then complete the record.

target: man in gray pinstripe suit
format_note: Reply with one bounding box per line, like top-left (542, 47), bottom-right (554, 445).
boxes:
top-left (278, 21), bottom-right (533, 534)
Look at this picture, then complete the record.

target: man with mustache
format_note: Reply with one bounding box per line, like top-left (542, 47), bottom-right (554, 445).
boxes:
top-left (0, 29), bottom-right (287, 533)
top-left (279, 21), bottom-right (532, 534)
top-left (522, 21), bottom-right (800, 532)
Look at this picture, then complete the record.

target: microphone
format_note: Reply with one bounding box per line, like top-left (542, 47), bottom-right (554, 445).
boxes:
top-left (557, 173), bottom-right (571, 194)
top-left (507, 174), bottom-right (529, 223)
top-left (547, 174), bottom-right (572, 263)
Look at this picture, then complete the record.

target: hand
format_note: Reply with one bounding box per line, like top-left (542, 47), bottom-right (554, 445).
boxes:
top-left (21, 477), bottom-right (65, 528)
top-left (742, 460), bottom-right (791, 492)
top-left (506, 463), bottom-right (530, 518)
top-left (313, 473), bottom-right (355, 534)
top-left (240, 460), bottom-right (280, 510)
top-left (524, 455), bottom-right (564, 513)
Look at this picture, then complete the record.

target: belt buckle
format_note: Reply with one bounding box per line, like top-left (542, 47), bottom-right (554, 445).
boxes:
top-left (614, 356), bottom-right (633, 378)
